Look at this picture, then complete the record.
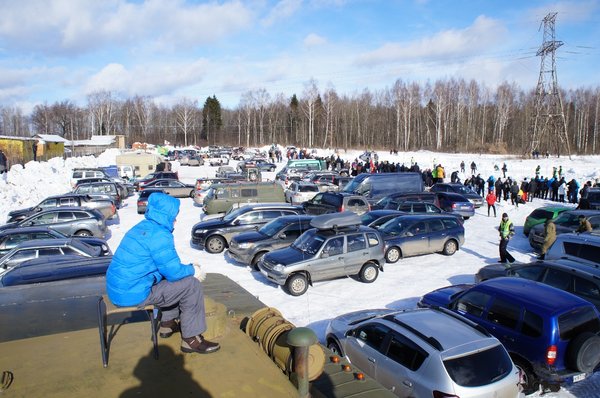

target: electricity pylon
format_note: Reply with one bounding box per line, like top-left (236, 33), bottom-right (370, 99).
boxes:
top-left (529, 12), bottom-right (571, 158)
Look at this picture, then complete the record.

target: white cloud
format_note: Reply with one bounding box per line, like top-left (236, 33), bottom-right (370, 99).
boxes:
top-left (0, 0), bottom-right (254, 55)
top-left (354, 15), bottom-right (507, 67)
top-left (261, 0), bottom-right (302, 27)
top-left (84, 60), bottom-right (209, 97)
top-left (303, 33), bottom-right (327, 47)
top-left (527, 0), bottom-right (598, 24)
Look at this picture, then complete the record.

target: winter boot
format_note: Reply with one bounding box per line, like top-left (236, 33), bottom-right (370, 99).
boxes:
top-left (159, 319), bottom-right (180, 338)
top-left (181, 335), bottom-right (220, 354)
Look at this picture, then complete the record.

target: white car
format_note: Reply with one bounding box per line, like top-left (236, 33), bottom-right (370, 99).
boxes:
top-left (208, 155), bottom-right (229, 166)
top-left (284, 181), bottom-right (320, 205)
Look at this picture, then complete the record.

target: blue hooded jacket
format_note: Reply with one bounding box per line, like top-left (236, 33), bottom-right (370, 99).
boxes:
top-left (106, 193), bottom-right (194, 306)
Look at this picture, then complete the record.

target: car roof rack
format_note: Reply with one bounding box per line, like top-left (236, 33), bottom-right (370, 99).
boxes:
top-left (310, 212), bottom-right (362, 231)
top-left (383, 314), bottom-right (443, 351)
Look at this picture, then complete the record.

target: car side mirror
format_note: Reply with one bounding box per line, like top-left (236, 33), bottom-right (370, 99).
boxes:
top-left (279, 233), bottom-right (287, 240)
top-left (35, 207), bottom-right (42, 212)
top-left (233, 219), bottom-right (240, 225)
top-left (320, 251), bottom-right (329, 258)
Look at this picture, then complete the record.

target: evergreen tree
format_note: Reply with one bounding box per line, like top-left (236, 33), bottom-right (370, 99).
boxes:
top-left (202, 95), bottom-right (223, 145)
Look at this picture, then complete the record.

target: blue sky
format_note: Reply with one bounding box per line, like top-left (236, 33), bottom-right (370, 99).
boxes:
top-left (0, 0), bottom-right (598, 113)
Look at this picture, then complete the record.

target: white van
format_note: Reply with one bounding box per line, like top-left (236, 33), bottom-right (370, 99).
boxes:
top-left (117, 165), bottom-right (135, 180)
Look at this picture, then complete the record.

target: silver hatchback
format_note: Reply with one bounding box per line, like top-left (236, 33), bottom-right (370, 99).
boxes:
top-left (325, 307), bottom-right (521, 398)
top-left (0, 207), bottom-right (107, 238)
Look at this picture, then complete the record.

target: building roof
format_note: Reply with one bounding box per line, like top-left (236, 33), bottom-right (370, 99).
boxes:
top-left (35, 134), bottom-right (68, 143)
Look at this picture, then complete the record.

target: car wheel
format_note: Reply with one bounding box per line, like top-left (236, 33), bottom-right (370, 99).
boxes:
top-left (385, 247), bottom-right (401, 263)
top-left (189, 190), bottom-right (195, 198)
top-left (251, 252), bottom-right (267, 271)
top-left (285, 274), bottom-right (308, 296)
top-left (270, 167), bottom-right (276, 172)
top-left (205, 235), bottom-right (226, 254)
top-left (359, 262), bottom-right (379, 283)
top-left (327, 339), bottom-right (343, 356)
top-left (566, 332), bottom-right (600, 373)
top-left (513, 358), bottom-right (539, 395)
top-left (75, 230), bottom-right (92, 237)
top-left (443, 240), bottom-right (458, 256)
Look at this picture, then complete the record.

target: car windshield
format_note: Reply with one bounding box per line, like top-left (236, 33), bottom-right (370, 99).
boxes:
top-left (258, 218), bottom-right (289, 237)
top-left (554, 212), bottom-right (581, 227)
top-left (454, 185), bottom-right (474, 195)
top-left (291, 231), bottom-right (324, 255)
top-left (378, 217), bottom-right (406, 236)
top-left (223, 206), bottom-right (247, 222)
top-left (443, 344), bottom-right (513, 387)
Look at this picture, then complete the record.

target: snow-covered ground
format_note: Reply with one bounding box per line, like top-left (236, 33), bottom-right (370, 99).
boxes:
top-left (1, 148), bottom-right (599, 397)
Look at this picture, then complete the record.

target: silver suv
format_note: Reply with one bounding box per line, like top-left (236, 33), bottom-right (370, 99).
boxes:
top-left (257, 212), bottom-right (385, 296)
top-left (0, 207), bottom-right (107, 238)
top-left (545, 231), bottom-right (600, 268)
top-left (325, 307), bottom-right (520, 398)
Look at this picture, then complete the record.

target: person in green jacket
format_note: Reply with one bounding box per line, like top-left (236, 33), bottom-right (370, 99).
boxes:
top-left (498, 213), bottom-right (515, 263)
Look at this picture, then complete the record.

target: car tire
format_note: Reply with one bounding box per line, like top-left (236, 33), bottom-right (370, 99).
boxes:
top-left (443, 240), bottom-right (458, 256)
top-left (327, 339), bottom-right (343, 356)
top-left (385, 247), bottom-right (401, 263)
top-left (205, 235), bottom-right (226, 254)
top-left (359, 262), bottom-right (379, 283)
top-left (285, 274), bottom-right (308, 296)
top-left (75, 230), bottom-right (92, 237)
top-left (251, 252), bottom-right (267, 271)
top-left (270, 167), bottom-right (276, 172)
top-left (463, 216), bottom-right (470, 220)
top-left (566, 332), bottom-right (600, 373)
top-left (513, 358), bottom-right (539, 395)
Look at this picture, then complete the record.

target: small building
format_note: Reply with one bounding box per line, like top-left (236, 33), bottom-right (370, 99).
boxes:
top-left (116, 151), bottom-right (163, 177)
top-left (0, 135), bottom-right (65, 168)
top-left (68, 135), bottom-right (125, 157)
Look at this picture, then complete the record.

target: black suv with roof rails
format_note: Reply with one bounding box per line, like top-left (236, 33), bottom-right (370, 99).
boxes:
top-left (190, 203), bottom-right (304, 254)
top-left (257, 212), bottom-right (386, 296)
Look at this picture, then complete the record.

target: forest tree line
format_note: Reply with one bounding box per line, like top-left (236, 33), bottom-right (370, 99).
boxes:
top-left (0, 77), bottom-right (599, 155)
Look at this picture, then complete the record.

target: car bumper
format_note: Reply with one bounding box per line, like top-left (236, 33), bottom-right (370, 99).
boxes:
top-left (534, 364), bottom-right (595, 387)
top-left (257, 264), bottom-right (287, 285)
top-left (191, 234), bottom-right (206, 249)
top-left (227, 248), bottom-right (252, 265)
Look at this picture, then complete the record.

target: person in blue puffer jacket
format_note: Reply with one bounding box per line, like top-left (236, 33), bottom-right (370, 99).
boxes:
top-left (106, 192), bottom-right (220, 354)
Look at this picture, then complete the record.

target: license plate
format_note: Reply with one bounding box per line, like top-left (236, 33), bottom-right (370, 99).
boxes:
top-left (573, 373), bottom-right (586, 383)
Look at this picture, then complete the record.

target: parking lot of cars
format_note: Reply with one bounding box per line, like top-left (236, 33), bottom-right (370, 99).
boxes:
top-left (3, 151), bottom-right (600, 396)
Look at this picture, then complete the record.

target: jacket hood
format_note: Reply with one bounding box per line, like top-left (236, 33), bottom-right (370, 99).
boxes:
top-left (145, 192), bottom-right (180, 231)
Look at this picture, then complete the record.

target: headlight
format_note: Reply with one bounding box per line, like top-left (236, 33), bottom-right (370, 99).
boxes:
top-left (238, 242), bottom-right (253, 249)
top-left (273, 264), bottom-right (285, 272)
top-left (194, 229), bottom-right (207, 235)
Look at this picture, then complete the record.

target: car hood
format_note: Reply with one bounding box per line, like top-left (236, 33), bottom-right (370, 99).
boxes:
top-left (193, 217), bottom-right (227, 231)
top-left (232, 230), bottom-right (268, 244)
top-left (265, 247), bottom-right (313, 265)
top-left (476, 264), bottom-right (509, 281)
top-left (7, 206), bottom-right (35, 217)
top-left (0, 223), bottom-right (19, 232)
top-left (419, 284), bottom-right (473, 308)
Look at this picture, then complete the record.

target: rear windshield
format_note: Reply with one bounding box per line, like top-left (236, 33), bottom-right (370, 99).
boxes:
top-left (563, 242), bottom-right (600, 265)
top-left (558, 306), bottom-right (600, 340)
top-left (529, 209), bottom-right (553, 219)
top-left (443, 344), bottom-right (513, 387)
top-left (299, 185), bottom-right (319, 193)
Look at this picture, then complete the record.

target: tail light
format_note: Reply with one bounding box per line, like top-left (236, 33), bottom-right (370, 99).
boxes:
top-left (546, 345), bottom-right (557, 365)
top-left (452, 203), bottom-right (457, 209)
top-left (111, 203), bottom-right (116, 215)
top-left (137, 201), bottom-right (143, 207)
top-left (339, 205), bottom-right (345, 212)
top-left (433, 392), bottom-right (459, 398)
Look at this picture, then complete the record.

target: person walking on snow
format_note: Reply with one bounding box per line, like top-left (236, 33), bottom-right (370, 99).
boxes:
top-left (538, 220), bottom-right (556, 260)
top-left (498, 213), bottom-right (516, 264)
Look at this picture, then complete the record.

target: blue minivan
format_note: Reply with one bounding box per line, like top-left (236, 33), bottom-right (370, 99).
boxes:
top-left (418, 278), bottom-right (600, 394)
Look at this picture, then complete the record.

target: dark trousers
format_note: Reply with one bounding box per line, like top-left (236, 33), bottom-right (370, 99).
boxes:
top-left (487, 204), bottom-right (496, 217)
top-left (140, 276), bottom-right (206, 339)
top-left (499, 238), bottom-right (515, 263)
